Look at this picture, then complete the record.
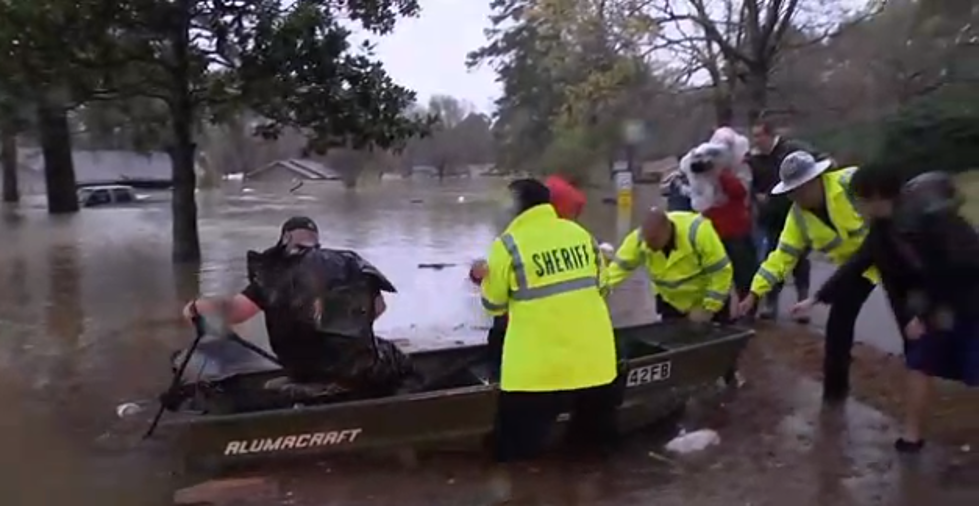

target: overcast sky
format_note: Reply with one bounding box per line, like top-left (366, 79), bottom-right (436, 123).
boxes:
top-left (370, 0), bottom-right (501, 113)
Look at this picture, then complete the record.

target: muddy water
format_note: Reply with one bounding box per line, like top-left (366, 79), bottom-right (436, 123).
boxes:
top-left (0, 179), bottom-right (656, 505)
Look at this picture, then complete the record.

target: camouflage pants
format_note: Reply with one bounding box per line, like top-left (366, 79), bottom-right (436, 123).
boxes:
top-left (301, 335), bottom-right (415, 393)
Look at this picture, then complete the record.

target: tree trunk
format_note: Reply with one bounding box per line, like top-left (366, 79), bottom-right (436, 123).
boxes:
top-left (169, 3), bottom-right (201, 263)
top-left (169, 110), bottom-right (200, 263)
top-left (713, 91), bottom-right (735, 127)
top-left (1, 126), bottom-right (18, 203)
top-left (37, 102), bottom-right (78, 214)
top-left (46, 245), bottom-right (83, 346)
top-left (745, 69), bottom-right (770, 124)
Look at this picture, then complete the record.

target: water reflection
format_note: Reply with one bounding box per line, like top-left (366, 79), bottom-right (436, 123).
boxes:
top-left (812, 407), bottom-right (852, 504)
top-left (43, 244), bottom-right (84, 390)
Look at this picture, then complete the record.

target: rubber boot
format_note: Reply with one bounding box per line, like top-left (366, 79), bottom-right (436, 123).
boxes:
top-left (793, 286), bottom-right (812, 324)
top-left (760, 290), bottom-right (780, 320)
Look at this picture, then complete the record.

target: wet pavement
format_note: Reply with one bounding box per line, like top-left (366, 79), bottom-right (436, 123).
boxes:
top-left (196, 341), bottom-right (979, 505)
top-left (0, 178), bottom-right (975, 505)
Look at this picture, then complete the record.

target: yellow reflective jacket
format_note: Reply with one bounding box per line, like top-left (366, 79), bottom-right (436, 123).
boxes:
top-left (607, 212), bottom-right (733, 314)
top-left (481, 204), bottom-right (617, 392)
top-left (751, 167), bottom-right (880, 296)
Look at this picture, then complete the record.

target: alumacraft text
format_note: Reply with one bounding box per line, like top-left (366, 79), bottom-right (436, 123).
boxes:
top-left (224, 428), bottom-right (362, 456)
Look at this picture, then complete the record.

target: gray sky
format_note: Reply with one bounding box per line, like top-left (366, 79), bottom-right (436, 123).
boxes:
top-left (371, 0), bottom-right (501, 113)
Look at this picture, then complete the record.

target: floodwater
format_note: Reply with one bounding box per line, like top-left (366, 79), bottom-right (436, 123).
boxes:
top-left (0, 178), bottom-right (654, 505)
top-left (0, 178), bottom-right (974, 505)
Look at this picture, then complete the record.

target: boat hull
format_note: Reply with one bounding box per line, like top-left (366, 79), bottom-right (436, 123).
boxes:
top-left (162, 321), bottom-right (752, 471)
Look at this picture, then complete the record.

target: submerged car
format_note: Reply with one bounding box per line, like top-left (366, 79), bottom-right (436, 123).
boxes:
top-left (77, 185), bottom-right (149, 208)
top-left (155, 321), bottom-right (753, 473)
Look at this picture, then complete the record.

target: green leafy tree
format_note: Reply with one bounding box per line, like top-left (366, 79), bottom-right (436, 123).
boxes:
top-left (471, 0), bottom-right (653, 179)
top-left (0, 0), bottom-right (116, 213)
top-left (469, 0), bottom-right (565, 172)
top-left (15, 0), bottom-right (429, 262)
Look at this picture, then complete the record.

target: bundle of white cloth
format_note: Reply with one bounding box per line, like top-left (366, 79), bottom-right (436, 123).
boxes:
top-left (678, 127), bottom-right (752, 212)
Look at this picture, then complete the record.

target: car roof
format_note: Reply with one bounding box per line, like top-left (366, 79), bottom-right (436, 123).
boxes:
top-left (80, 185), bottom-right (135, 191)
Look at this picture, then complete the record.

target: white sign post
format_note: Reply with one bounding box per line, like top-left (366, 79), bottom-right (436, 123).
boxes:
top-left (612, 160), bottom-right (633, 239)
top-left (612, 160), bottom-right (633, 209)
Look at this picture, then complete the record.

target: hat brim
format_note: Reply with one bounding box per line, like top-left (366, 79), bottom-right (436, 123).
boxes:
top-left (770, 159), bottom-right (833, 195)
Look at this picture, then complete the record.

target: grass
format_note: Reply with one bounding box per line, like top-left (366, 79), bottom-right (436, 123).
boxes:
top-left (956, 171), bottom-right (979, 224)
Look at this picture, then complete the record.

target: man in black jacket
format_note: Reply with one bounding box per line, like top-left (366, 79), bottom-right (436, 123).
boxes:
top-left (794, 168), bottom-right (979, 452)
top-left (747, 120), bottom-right (830, 322)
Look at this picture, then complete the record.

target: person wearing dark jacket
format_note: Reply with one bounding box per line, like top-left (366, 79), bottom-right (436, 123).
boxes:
top-left (181, 217), bottom-right (413, 393)
top-left (661, 170), bottom-right (693, 211)
top-left (792, 168), bottom-right (979, 453)
top-left (748, 121), bottom-right (831, 322)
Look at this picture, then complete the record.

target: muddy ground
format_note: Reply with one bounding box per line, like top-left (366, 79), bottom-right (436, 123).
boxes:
top-left (762, 324), bottom-right (979, 447)
top-left (180, 326), bottom-right (979, 506)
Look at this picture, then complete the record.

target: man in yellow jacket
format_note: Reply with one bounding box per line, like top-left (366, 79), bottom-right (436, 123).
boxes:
top-left (606, 207), bottom-right (740, 385)
top-left (480, 178), bottom-right (619, 463)
top-left (737, 151), bottom-right (877, 402)
top-left (607, 208), bottom-right (734, 323)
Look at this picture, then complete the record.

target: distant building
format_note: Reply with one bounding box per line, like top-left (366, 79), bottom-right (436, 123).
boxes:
top-left (408, 165), bottom-right (439, 179)
top-left (15, 148), bottom-right (174, 193)
top-left (244, 158), bottom-right (341, 182)
top-left (467, 163), bottom-right (498, 177)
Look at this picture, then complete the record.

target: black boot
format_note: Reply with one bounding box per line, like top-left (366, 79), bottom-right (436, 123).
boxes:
top-left (759, 295), bottom-right (779, 320)
top-left (821, 375), bottom-right (849, 404)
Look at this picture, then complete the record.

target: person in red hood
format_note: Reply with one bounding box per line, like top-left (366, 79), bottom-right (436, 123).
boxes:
top-left (469, 175), bottom-right (587, 379)
top-left (545, 173), bottom-right (587, 220)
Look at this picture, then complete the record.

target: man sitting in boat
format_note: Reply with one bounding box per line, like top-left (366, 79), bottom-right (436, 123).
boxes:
top-left (181, 216), bottom-right (414, 395)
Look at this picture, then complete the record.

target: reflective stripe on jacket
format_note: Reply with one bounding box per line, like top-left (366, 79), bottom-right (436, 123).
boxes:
top-left (481, 204), bottom-right (617, 392)
top-left (751, 167), bottom-right (880, 296)
top-left (607, 211), bottom-right (733, 313)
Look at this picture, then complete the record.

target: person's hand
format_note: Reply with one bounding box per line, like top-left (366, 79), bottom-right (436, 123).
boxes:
top-left (469, 259), bottom-right (489, 283)
top-left (904, 317), bottom-right (926, 341)
top-left (181, 299), bottom-right (199, 322)
top-left (736, 293), bottom-right (757, 317)
top-left (688, 308), bottom-right (712, 324)
top-left (791, 298), bottom-right (816, 318)
top-left (598, 242), bottom-right (615, 260)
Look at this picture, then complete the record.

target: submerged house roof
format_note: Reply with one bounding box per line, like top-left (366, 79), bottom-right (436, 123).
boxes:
top-left (246, 159), bottom-right (341, 180)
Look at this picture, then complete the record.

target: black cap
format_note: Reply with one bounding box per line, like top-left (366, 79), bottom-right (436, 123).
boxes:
top-left (507, 178), bottom-right (551, 214)
top-left (281, 216), bottom-right (318, 234)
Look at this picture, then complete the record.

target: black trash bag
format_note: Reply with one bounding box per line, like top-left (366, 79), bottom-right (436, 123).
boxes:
top-left (246, 246), bottom-right (413, 391)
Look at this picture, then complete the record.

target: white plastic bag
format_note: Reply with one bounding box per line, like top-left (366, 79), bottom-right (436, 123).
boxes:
top-left (664, 429), bottom-right (721, 454)
top-left (680, 144), bottom-right (727, 212)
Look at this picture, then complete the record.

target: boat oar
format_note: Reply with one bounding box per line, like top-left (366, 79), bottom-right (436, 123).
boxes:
top-left (211, 298), bottom-right (281, 366)
top-left (417, 262), bottom-right (460, 270)
top-left (224, 331), bottom-right (282, 366)
top-left (143, 305), bottom-right (208, 439)
top-left (408, 352), bottom-right (489, 393)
